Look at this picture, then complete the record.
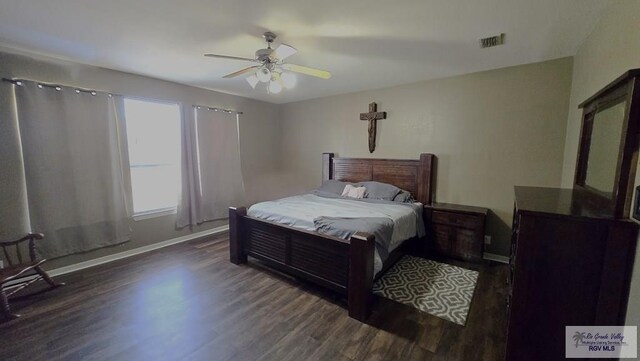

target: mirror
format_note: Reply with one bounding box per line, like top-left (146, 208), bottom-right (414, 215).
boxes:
top-left (574, 69), bottom-right (640, 218)
top-left (584, 101), bottom-right (626, 196)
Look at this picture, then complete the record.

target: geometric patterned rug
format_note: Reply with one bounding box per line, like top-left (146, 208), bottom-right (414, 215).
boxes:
top-left (373, 255), bottom-right (479, 325)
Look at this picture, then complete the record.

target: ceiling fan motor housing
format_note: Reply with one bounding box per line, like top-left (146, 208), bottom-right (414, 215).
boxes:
top-left (255, 48), bottom-right (275, 62)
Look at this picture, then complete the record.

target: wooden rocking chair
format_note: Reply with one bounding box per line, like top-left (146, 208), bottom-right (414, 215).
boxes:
top-left (0, 233), bottom-right (64, 320)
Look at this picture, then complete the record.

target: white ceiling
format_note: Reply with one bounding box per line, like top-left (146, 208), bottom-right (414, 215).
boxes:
top-left (0, 0), bottom-right (611, 104)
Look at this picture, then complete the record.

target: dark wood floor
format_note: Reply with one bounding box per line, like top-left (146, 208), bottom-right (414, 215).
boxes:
top-left (0, 234), bottom-right (508, 361)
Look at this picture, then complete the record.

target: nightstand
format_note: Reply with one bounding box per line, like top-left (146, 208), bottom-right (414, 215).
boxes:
top-left (423, 203), bottom-right (488, 262)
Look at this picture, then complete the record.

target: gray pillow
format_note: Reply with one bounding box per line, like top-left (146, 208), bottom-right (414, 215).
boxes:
top-left (359, 181), bottom-right (401, 201)
top-left (393, 190), bottom-right (415, 203)
top-left (317, 180), bottom-right (351, 195)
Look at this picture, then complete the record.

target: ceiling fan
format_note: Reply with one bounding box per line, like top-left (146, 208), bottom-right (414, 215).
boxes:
top-left (204, 32), bottom-right (331, 94)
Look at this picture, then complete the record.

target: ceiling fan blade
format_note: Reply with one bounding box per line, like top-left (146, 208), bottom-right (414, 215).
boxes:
top-left (273, 43), bottom-right (297, 60)
top-left (223, 66), bottom-right (260, 78)
top-left (204, 54), bottom-right (257, 62)
top-left (282, 64), bottom-right (331, 79)
top-left (246, 74), bottom-right (259, 89)
top-left (273, 72), bottom-right (284, 87)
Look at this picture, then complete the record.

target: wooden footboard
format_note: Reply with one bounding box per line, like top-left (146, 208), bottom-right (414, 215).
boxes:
top-left (228, 206), bottom-right (374, 321)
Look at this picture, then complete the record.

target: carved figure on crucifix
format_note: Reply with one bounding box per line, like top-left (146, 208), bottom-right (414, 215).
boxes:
top-left (359, 102), bottom-right (387, 153)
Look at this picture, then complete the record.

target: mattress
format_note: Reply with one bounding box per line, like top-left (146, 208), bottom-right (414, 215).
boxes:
top-left (247, 193), bottom-right (424, 274)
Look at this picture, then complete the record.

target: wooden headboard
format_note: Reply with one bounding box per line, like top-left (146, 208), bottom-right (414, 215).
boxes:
top-left (322, 153), bottom-right (436, 205)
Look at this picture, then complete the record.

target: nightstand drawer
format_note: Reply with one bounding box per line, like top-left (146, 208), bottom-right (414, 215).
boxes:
top-left (432, 210), bottom-right (482, 230)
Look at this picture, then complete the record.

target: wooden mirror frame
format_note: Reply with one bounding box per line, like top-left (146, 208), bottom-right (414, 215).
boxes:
top-left (575, 69), bottom-right (640, 218)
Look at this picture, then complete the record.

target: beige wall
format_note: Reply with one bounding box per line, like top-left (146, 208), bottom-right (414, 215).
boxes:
top-left (558, 0), bottom-right (640, 328)
top-left (0, 49), bottom-right (281, 269)
top-left (279, 57), bottom-right (574, 256)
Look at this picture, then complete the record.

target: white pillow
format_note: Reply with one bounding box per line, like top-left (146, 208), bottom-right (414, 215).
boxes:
top-left (341, 184), bottom-right (366, 199)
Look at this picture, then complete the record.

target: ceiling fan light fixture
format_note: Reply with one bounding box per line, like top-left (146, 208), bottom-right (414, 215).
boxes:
top-left (268, 79), bottom-right (282, 94)
top-left (246, 74), bottom-right (259, 89)
top-left (257, 67), bottom-right (271, 82)
top-left (281, 72), bottom-right (296, 88)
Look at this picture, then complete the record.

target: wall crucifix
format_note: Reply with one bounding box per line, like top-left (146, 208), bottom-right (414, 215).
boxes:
top-left (359, 102), bottom-right (387, 153)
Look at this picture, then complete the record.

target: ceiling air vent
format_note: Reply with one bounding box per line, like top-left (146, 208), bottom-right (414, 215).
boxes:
top-left (479, 33), bottom-right (505, 48)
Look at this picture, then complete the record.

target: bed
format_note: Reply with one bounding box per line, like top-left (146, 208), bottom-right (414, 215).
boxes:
top-left (228, 153), bottom-right (436, 321)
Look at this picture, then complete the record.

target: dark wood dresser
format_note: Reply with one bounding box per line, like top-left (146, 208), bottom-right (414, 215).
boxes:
top-left (505, 186), bottom-right (638, 361)
top-left (424, 203), bottom-right (488, 262)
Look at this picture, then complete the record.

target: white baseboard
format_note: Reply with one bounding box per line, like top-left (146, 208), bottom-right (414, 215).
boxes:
top-left (47, 225), bottom-right (228, 278)
top-left (483, 252), bottom-right (510, 264)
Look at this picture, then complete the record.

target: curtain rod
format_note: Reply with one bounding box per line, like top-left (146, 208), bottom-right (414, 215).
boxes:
top-left (2, 78), bottom-right (243, 114)
top-left (193, 104), bottom-right (243, 115)
top-left (2, 77), bottom-right (120, 97)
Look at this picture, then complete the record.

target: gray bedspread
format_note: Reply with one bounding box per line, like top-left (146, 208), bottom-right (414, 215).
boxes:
top-left (311, 190), bottom-right (424, 263)
top-left (313, 216), bottom-right (394, 261)
top-left (248, 191), bottom-right (425, 274)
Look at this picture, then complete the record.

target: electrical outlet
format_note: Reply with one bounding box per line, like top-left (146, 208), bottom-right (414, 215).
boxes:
top-left (484, 235), bottom-right (491, 245)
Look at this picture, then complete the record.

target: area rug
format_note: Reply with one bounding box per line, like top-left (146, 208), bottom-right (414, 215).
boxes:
top-left (373, 255), bottom-right (479, 325)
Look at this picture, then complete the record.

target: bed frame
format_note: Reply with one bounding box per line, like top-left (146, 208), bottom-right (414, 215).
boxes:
top-left (229, 153), bottom-right (436, 321)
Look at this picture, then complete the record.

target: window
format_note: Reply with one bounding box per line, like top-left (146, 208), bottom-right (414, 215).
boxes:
top-left (123, 98), bottom-right (181, 215)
